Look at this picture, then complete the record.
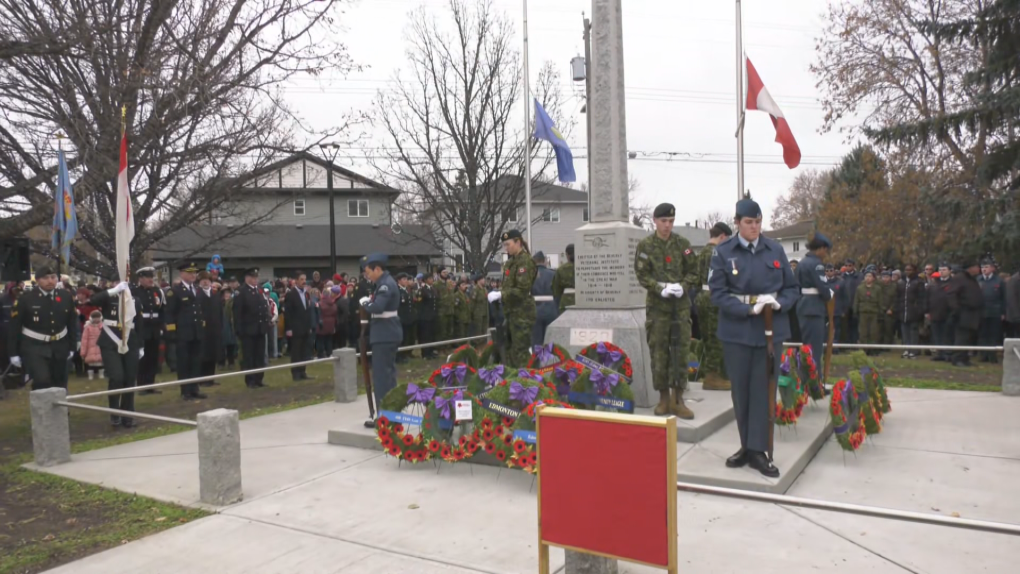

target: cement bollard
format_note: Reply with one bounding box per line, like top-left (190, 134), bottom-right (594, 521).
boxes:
top-left (1003, 339), bottom-right (1020, 396)
top-left (29, 388), bottom-right (71, 467)
top-left (333, 347), bottom-right (358, 403)
top-left (197, 408), bottom-right (243, 506)
top-left (564, 550), bottom-right (618, 574)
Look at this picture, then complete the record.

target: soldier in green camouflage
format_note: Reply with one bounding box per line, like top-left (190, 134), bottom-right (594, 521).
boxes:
top-left (470, 274), bottom-right (490, 339)
top-left (854, 270), bottom-right (882, 351)
top-left (435, 267), bottom-right (453, 345)
top-left (488, 229), bottom-right (537, 368)
top-left (634, 203), bottom-right (699, 418)
top-left (694, 222), bottom-right (733, 391)
top-left (551, 243), bottom-right (575, 314)
top-left (453, 280), bottom-right (471, 340)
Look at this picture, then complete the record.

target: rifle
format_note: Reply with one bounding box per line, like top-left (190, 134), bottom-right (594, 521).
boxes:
top-left (763, 305), bottom-right (777, 463)
top-left (824, 298), bottom-right (835, 386)
top-left (493, 301), bottom-right (508, 365)
top-left (670, 298), bottom-right (682, 389)
top-left (359, 306), bottom-right (376, 420)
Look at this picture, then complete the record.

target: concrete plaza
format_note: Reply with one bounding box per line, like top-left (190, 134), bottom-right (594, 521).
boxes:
top-left (32, 387), bottom-right (1020, 573)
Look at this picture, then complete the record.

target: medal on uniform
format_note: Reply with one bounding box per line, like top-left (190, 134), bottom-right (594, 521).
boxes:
top-left (731, 260), bottom-right (738, 276)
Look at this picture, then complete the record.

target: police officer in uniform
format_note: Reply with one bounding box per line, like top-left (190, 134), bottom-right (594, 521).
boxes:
top-left (795, 233), bottom-right (833, 371)
top-left (977, 257), bottom-right (1005, 363)
top-left (360, 253), bottom-right (402, 421)
top-left (709, 198), bottom-right (799, 478)
top-left (233, 267), bottom-right (270, 388)
top-left (531, 251), bottom-right (557, 346)
top-left (135, 267), bottom-right (165, 395)
top-left (7, 265), bottom-right (77, 390)
top-left (90, 279), bottom-right (144, 427)
top-left (164, 261), bottom-right (206, 400)
top-left (551, 243), bottom-right (575, 315)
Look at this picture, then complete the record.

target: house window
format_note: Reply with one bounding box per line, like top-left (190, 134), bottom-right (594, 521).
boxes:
top-left (454, 253), bottom-right (464, 273)
top-left (506, 208), bottom-right (519, 223)
top-left (293, 199), bottom-right (306, 216)
top-left (793, 241), bottom-right (800, 252)
top-left (582, 207), bottom-right (589, 222)
top-left (541, 208), bottom-right (560, 223)
top-left (348, 199), bottom-right (369, 217)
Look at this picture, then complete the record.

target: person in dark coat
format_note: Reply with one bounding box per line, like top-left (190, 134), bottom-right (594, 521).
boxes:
top-left (361, 253), bottom-right (402, 427)
top-left (164, 261), bottom-right (206, 400)
top-left (531, 251), bottom-right (557, 347)
top-left (220, 288), bottom-right (238, 368)
top-left (416, 275), bottom-right (438, 358)
top-left (1007, 269), bottom-right (1020, 341)
top-left (977, 258), bottom-right (1006, 362)
top-left (233, 267), bottom-right (270, 388)
top-left (794, 234), bottom-right (833, 372)
top-left (135, 268), bottom-right (165, 395)
top-left (396, 273), bottom-right (416, 362)
top-left (895, 264), bottom-right (926, 358)
top-left (948, 260), bottom-right (984, 367)
top-left (89, 279), bottom-right (144, 426)
top-left (198, 272), bottom-right (222, 386)
top-left (283, 272), bottom-right (314, 381)
top-left (926, 264), bottom-right (954, 361)
top-left (841, 260), bottom-right (862, 344)
top-left (316, 287), bottom-right (339, 358)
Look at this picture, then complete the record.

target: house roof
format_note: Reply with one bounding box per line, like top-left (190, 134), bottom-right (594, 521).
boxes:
top-left (243, 151), bottom-right (400, 196)
top-left (673, 225), bottom-right (709, 248)
top-left (150, 224), bottom-right (440, 260)
top-left (766, 220), bottom-right (815, 240)
top-left (493, 175), bottom-right (588, 203)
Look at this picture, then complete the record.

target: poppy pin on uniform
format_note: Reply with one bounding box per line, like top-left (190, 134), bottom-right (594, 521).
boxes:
top-left (774, 261), bottom-right (780, 269)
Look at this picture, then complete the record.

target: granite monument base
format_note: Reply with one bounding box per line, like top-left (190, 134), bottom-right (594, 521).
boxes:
top-left (545, 308), bottom-right (655, 408)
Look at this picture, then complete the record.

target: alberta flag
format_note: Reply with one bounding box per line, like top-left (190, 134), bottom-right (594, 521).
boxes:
top-left (533, 98), bottom-right (576, 183)
top-left (51, 149), bottom-right (78, 266)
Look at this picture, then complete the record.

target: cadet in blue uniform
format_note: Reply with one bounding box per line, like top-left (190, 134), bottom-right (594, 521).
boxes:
top-left (709, 199), bottom-right (800, 478)
top-left (531, 251), bottom-right (557, 346)
top-left (360, 253), bottom-right (402, 425)
top-left (795, 233), bottom-right (833, 373)
top-left (164, 261), bottom-right (206, 400)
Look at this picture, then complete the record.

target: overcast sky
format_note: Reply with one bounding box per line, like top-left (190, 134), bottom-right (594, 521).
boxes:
top-left (282, 0), bottom-right (861, 229)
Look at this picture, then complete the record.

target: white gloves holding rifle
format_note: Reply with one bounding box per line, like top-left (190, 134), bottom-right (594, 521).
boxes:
top-left (11, 356), bottom-right (22, 368)
top-left (108, 281), bottom-right (130, 296)
top-left (487, 291), bottom-right (502, 303)
top-left (660, 283), bottom-right (684, 298)
top-left (751, 294), bottom-right (781, 315)
top-left (359, 296), bottom-right (371, 307)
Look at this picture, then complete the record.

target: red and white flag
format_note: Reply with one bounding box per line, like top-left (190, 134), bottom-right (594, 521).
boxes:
top-left (745, 57), bottom-right (801, 169)
top-left (115, 130), bottom-right (136, 352)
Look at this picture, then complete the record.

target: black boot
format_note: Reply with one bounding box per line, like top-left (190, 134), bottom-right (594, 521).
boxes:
top-left (725, 448), bottom-right (748, 468)
top-left (747, 451), bottom-right (780, 478)
top-left (110, 415), bottom-right (122, 427)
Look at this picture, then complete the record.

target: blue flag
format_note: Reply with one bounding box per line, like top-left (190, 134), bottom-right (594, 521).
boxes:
top-left (533, 98), bottom-right (576, 183)
top-left (51, 150), bottom-right (78, 266)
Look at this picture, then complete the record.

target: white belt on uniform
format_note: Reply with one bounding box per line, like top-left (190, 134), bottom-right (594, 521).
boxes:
top-left (371, 311), bottom-right (398, 319)
top-left (562, 288), bottom-right (575, 294)
top-left (701, 284), bottom-right (710, 291)
top-left (533, 295), bottom-right (555, 302)
top-left (801, 288), bottom-right (819, 295)
top-left (102, 324), bottom-right (124, 348)
top-left (21, 327), bottom-right (68, 342)
top-left (141, 312), bottom-right (158, 319)
top-left (103, 319), bottom-right (121, 327)
top-left (730, 292), bottom-right (778, 304)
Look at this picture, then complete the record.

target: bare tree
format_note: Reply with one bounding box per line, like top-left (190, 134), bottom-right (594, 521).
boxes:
top-left (372, 0), bottom-right (569, 273)
top-left (771, 169), bottom-right (829, 228)
top-left (0, 0), bottom-right (359, 277)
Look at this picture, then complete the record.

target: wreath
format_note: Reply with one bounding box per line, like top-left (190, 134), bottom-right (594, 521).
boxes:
top-left (847, 351), bottom-right (891, 414)
top-left (478, 341), bottom-right (497, 366)
top-left (447, 345), bottom-right (480, 369)
top-left (421, 388), bottom-right (479, 463)
top-left (775, 347), bottom-right (808, 426)
top-left (508, 399), bottom-right (575, 474)
top-left (797, 344), bottom-right (825, 401)
top-left (849, 370), bottom-right (883, 435)
top-left (567, 364), bottom-right (636, 413)
top-left (427, 362), bottom-right (480, 389)
top-left (830, 378), bottom-right (867, 451)
top-left (576, 342), bottom-right (634, 381)
top-left (527, 342), bottom-right (571, 369)
top-left (375, 416), bottom-right (431, 463)
top-left (547, 361), bottom-right (585, 398)
top-left (470, 374), bottom-right (557, 466)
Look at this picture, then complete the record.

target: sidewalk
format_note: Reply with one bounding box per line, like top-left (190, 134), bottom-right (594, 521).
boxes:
top-left (35, 388), bottom-right (1020, 573)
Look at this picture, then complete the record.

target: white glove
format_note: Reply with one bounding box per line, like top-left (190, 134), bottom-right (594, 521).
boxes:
top-left (829, 289), bottom-right (835, 299)
top-left (359, 296), bottom-right (370, 307)
top-left (751, 301), bottom-right (766, 315)
top-left (487, 291), bottom-right (502, 303)
top-left (139, 348), bottom-right (145, 359)
top-left (670, 284), bottom-right (685, 299)
top-left (756, 294), bottom-right (780, 310)
top-left (68, 351), bottom-right (74, 360)
top-left (108, 281), bottom-right (130, 296)
top-left (10, 356), bottom-right (21, 368)
top-left (660, 284), bottom-right (675, 298)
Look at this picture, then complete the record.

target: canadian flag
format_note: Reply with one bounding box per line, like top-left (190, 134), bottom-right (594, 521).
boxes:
top-left (745, 57), bottom-right (801, 169)
top-left (114, 130), bottom-right (136, 352)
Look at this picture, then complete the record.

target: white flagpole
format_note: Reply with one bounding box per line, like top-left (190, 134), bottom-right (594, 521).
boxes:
top-left (523, 0), bottom-right (533, 247)
top-left (735, 0), bottom-right (745, 201)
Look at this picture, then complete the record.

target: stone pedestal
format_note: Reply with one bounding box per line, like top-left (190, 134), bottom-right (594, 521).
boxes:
top-left (573, 222), bottom-right (646, 308)
top-left (1003, 339), bottom-right (1020, 396)
top-left (332, 348), bottom-right (358, 403)
top-left (198, 408), bottom-right (243, 506)
top-left (564, 550), bottom-right (618, 574)
top-left (29, 388), bottom-right (71, 467)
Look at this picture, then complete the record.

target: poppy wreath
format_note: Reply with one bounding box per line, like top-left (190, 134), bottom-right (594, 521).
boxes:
top-left (577, 342), bottom-right (634, 380)
top-left (447, 345), bottom-right (480, 369)
top-left (567, 365), bottom-right (636, 413)
top-left (508, 399), bottom-right (575, 474)
top-left (378, 382), bottom-right (413, 414)
top-left (526, 342), bottom-right (571, 369)
top-left (775, 347), bottom-right (808, 427)
top-left (478, 341), bottom-right (497, 366)
top-left (796, 344), bottom-right (825, 401)
top-left (375, 416), bottom-right (431, 463)
top-left (470, 374), bottom-right (557, 465)
top-left (847, 351), bottom-right (891, 414)
top-left (547, 360), bottom-right (585, 398)
top-left (420, 388), bottom-right (479, 463)
top-left (427, 362), bottom-right (480, 389)
top-left (849, 370), bottom-right (883, 435)
top-left (830, 378), bottom-right (867, 451)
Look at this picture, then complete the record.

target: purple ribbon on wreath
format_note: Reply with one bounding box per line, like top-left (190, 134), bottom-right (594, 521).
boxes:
top-left (509, 381), bottom-right (540, 404)
top-left (591, 370), bottom-right (620, 396)
top-left (517, 369), bottom-right (545, 383)
top-left (435, 390), bottom-right (463, 420)
top-left (553, 365), bottom-right (578, 396)
top-left (478, 365), bottom-right (504, 388)
top-left (833, 380), bottom-right (855, 434)
top-left (780, 353), bottom-right (791, 376)
top-left (440, 364), bottom-right (467, 387)
top-left (406, 383), bottom-right (436, 404)
top-left (596, 342), bottom-right (623, 366)
top-left (533, 343), bottom-right (556, 365)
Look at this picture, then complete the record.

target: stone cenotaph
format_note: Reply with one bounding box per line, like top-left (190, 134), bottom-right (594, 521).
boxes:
top-left (546, 0), bottom-right (654, 409)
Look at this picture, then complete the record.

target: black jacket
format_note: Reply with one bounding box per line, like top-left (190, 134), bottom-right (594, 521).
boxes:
top-left (895, 276), bottom-right (926, 323)
top-left (398, 286), bottom-right (415, 326)
top-left (89, 287), bottom-right (144, 350)
top-left (284, 288), bottom-right (314, 336)
top-left (926, 279), bottom-right (953, 323)
top-left (1007, 274), bottom-right (1020, 324)
top-left (200, 289), bottom-right (222, 361)
top-left (948, 273), bottom-right (984, 331)
top-left (416, 283), bottom-right (437, 321)
top-left (164, 282), bottom-right (204, 343)
top-left (8, 287), bottom-right (79, 358)
top-left (233, 283), bottom-right (270, 337)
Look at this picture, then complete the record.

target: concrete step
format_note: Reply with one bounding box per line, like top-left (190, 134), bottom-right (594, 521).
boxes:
top-left (633, 382), bottom-right (735, 443)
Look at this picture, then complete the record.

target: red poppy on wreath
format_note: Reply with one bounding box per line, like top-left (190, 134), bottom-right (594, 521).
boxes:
top-left (392, 423), bottom-right (404, 434)
top-left (513, 440), bottom-right (527, 454)
top-left (453, 448), bottom-right (466, 461)
top-left (402, 434), bottom-right (415, 446)
top-left (493, 424), bottom-right (504, 435)
top-left (405, 451), bottom-right (417, 462)
top-left (528, 453), bottom-right (537, 466)
top-left (502, 416), bottom-right (515, 428)
top-left (387, 446), bottom-right (401, 457)
top-left (428, 439), bottom-right (440, 452)
top-left (482, 429), bottom-right (495, 442)
top-left (495, 450), bottom-right (507, 462)
top-left (502, 434), bottom-right (513, 446)
top-left (440, 446), bottom-right (451, 459)
top-left (377, 416), bottom-right (390, 428)
top-left (484, 442), bottom-right (496, 454)
top-left (481, 418), bottom-right (492, 430)
top-left (381, 437), bottom-right (393, 449)
top-left (458, 436), bottom-right (469, 447)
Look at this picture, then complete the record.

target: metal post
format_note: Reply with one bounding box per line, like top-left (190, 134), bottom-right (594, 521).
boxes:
top-left (735, 0), bottom-right (745, 201)
top-left (327, 160), bottom-right (336, 275)
top-left (522, 0), bottom-right (533, 247)
top-left (583, 15), bottom-right (592, 220)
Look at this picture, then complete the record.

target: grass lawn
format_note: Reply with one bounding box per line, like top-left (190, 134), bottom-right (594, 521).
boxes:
top-left (0, 351), bottom-right (450, 574)
top-left (828, 350), bottom-right (1001, 391)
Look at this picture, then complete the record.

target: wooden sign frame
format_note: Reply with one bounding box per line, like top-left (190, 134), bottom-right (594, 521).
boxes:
top-left (536, 407), bottom-right (677, 574)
